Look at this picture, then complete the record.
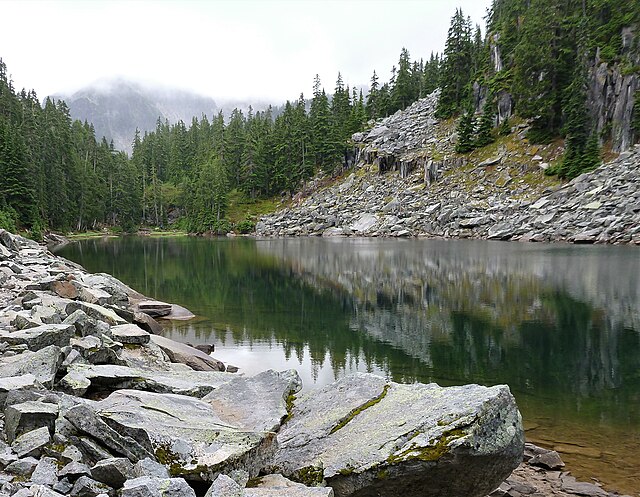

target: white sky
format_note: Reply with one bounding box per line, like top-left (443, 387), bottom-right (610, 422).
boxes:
top-left (1, 0), bottom-right (492, 103)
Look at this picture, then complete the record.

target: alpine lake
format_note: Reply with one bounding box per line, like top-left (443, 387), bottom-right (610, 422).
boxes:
top-left (55, 236), bottom-right (640, 495)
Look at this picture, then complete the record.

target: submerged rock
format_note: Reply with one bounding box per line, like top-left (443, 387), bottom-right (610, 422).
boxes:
top-left (273, 373), bottom-right (523, 497)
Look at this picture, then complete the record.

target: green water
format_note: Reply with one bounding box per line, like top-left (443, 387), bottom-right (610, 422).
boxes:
top-left (55, 236), bottom-right (640, 494)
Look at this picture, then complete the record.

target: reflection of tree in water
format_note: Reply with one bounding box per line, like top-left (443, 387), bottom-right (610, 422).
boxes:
top-left (59, 237), bottom-right (640, 427)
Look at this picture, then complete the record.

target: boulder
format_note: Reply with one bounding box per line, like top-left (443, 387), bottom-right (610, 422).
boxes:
top-left (0, 346), bottom-right (64, 388)
top-left (4, 401), bottom-right (59, 443)
top-left (70, 475), bottom-right (113, 496)
top-left (0, 374), bottom-right (44, 406)
top-left (245, 474), bottom-right (334, 497)
top-left (31, 456), bottom-right (59, 486)
top-left (203, 370), bottom-right (301, 432)
top-left (58, 461), bottom-right (92, 479)
top-left (63, 310), bottom-right (109, 337)
top-left (204, 474), bottom-right (243, 497)
top-left (149, 335), bottom-right (225, 372)
top-left (349, 214), bottom-right (378, 233)
top-left (94, 389), bottom-right (277, 482)
top-left (110, 324), bottom-right (150, 345)
top-left (0, 324), bottom-right (75, 351)
top-left (91, 458), bottom-right (135, 488)
top-left (121, 476), bottom-right (196, 497)
top-left (60, 364), bottom-right (234, 398)
top-left (273, 373), bottom-right (523, 497)
top-left (65, 302), bottom-right (127, 327)
top-left (136, 300), bottom-right (173, 318)
top-left (11, 426), bottom-right (51, 457)
top-left (64, 403), bottom-right (154, 463)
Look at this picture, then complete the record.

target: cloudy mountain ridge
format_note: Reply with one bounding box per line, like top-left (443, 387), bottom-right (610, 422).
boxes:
top-left (52, 79), bottom-right (218, 154)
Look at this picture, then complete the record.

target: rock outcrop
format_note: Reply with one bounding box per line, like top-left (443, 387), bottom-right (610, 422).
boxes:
top-left (256, 95), bottom-right (640, 245)
top-left (273, 374), bottom-right (523, 497)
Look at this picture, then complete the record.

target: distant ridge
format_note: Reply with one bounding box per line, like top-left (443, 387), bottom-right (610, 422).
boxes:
top-left (51, 79), bottom-right (218, 154)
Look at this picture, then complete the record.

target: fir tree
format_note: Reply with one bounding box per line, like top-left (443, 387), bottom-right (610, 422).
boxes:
top-left (455, 111), bottom-right (476, 153)
top-left (436, 8), bottom-right (474, 118)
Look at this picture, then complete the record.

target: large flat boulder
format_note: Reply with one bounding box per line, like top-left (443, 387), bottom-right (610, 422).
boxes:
top-left (60, 364), bottom-right (235, 397)
top-left (0, 345), bottom-right (63, 388)
top-left (94, 389), bottom-right (277, 482)
top-left (150, 335), bottom-right (225, 371)
top-left (273, 373), bottom-right (523, 497)
top-left (0, 324), bottom-right (75, 351)
top-left (203, 370), bottom-right (301, 432)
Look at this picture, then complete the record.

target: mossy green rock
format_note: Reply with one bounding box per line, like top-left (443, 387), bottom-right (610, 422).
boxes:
top-left (274, 373), bottom-right (523, 497)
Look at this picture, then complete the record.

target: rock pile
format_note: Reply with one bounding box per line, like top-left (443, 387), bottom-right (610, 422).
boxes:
top-left (0, 229), bottom-right (529, 496)
top-left (256, 99), bottom-right (640, 245)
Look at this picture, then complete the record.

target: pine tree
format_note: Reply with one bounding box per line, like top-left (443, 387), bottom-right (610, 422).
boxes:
top-left (455, 111), bottom-right (476, 153)
top-left (366, 71), bottom-right (380, 119)
top-left (436, 8), bottom-right (474, 118)
top-left (475, 101), bottom-right (496, 147)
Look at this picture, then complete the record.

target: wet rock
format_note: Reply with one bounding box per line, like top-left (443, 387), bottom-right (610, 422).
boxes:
top-left (529, 450), bottom-right (565, 470)
top-left (560, 476), bottom-right (608, 497)
top-left (120, 476), bottom-right (196, 497)
top-left (149, 335), bottom-right (225, 372)
top-left (136, 301), bottom-right (173, 318)
top-left (274, 373), bottom-right (523, 497)
top-left (132, 312), bottom-right (163, 335)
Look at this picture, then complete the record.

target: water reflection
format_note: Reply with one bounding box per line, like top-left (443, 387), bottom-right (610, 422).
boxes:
top-left (56, 236), bottom-right (640, 494)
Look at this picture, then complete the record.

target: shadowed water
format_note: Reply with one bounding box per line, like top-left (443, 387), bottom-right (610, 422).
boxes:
top-left (55, 236), bottom-right (640, 494)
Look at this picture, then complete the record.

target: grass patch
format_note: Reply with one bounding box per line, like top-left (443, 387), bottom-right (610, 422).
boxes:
top-left (226, 189), bottom-right (283, 225)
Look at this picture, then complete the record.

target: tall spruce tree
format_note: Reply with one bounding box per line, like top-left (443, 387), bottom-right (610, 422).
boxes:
top-left (436, 8), bottom-right (474, 118)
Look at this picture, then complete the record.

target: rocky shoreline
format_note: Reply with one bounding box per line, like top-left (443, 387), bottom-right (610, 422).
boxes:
top-left (256, 96), bottom-right (640, 246)
top-left (0, 229), bottom-right (633, 497)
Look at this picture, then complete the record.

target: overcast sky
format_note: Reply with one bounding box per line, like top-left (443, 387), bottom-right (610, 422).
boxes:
top-left (1, 0), bottom-right (492, 103)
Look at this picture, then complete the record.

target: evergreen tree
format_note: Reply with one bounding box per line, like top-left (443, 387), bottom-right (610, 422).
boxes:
top-left (455, 111), bottom-right (476, 153)
top-left (475, 101), bottom-right (496, 147)
top-left (437, 8), bottom-right (474, 118)
top-left (366, 70), bottom-right (380, 119)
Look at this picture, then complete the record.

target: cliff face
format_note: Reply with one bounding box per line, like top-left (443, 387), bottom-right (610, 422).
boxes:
top-left (588, 27), bottom-right (639, 152)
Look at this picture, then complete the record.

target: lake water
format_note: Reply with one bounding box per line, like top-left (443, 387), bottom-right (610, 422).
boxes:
top-left (55, 236), bottom-right (640, 495)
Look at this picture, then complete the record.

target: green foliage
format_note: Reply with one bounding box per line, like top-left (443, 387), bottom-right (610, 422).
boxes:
top-left (436, 8), bottom-right (475, 118)
top-left (499, 117), bottom-right (511, 136)
top-left (633, 90), bottom-right (640, 143)
top-left (455, 111), bottom-right (476, 153)
top-left (235, 218), bottom-right (255, 234)
top-left (0, 208), bottom-right (18, 232)
top-left (475, 103), bottom-right (496, 147)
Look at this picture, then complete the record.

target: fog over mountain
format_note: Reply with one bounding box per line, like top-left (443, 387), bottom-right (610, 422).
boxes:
top-left (51, 79), bottom-right (220, 154)
top-left (51, 79), bottom-right (289, 154)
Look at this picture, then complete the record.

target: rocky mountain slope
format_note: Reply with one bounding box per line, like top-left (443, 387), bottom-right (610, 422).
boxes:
top-left (256, 94), bottom-right (640, 245)
top-left (52, 79), bottom-right (218, 154)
